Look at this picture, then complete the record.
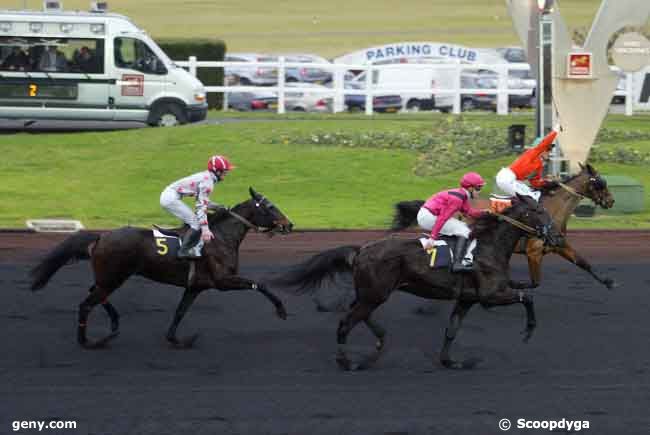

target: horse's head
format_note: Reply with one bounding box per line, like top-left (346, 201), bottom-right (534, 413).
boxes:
top-left (575, 163), bottom-right (615, 209)
top-left (244, 187), bottom-right (293, 235)
top-left (511, 194), bottom-right (564, 248)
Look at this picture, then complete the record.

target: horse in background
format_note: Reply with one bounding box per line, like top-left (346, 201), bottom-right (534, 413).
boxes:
top-left (392, 163), bottom-right (615, 289)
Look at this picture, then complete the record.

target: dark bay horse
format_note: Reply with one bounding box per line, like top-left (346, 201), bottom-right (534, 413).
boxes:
top-left (392, 163), bottom-right (615, 289)
top-left (274, 195), bottom-right (562, 370)
top-left (30, 187), bottom-right (293, 349)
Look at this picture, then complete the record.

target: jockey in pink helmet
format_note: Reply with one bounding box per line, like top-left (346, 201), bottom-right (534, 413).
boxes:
top-left (160, 155), bottom-right (235, 258)
top-left (417, 172), bottom-right (488, 272)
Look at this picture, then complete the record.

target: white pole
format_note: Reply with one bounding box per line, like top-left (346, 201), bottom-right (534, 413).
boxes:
top-left (625, 72), bottom-right (633, 116)
top-left (452, 61), bottom-right (461, 114)
top-left (496, 63), bottom-right (509, 115)
top-left (278, 56), bottom-right (286, 114)
top-left (333, 65), bottom-right (344, 113)
top-left (365, 63), bottom-right (373, 115)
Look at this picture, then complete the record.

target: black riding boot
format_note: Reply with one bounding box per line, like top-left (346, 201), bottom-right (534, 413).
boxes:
top-left (177, 228), bottom-right (201, 259)
top-left (451, 237), bottom-right (473, 273)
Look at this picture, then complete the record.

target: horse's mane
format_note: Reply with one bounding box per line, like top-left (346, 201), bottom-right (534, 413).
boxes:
top-left (470, 200), bottom-right (525, 239)
top-left (207, 204), bottom-right (240, 225)
top-left (469, 212), bottom-right (501, 239)
top-left (539, 171), bottom-right (584, 196)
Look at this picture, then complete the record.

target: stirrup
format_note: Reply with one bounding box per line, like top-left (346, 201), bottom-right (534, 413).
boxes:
top-left (177, 249), bottom-right (200, 259)
top-left (451, 260), bottom-right (474, 273)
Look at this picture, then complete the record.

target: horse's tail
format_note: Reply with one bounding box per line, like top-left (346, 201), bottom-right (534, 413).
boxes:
top-left (272, 245), bottom-right (361, 295)
top-left (30, 231), bottom-right (99, 291)
top-left (391, 200), bottom-right (425, 231)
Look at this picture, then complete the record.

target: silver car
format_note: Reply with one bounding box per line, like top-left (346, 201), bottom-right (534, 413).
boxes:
top-left (282, 54), bottom-right (332, 84)
top-left (284, 82), bottom-right (332, 112)
top-left (224, 53), bottom-right (278, 86)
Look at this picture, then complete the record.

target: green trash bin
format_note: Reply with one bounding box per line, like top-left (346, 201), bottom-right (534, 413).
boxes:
top-left (599, 175), bottom-right (645, 214)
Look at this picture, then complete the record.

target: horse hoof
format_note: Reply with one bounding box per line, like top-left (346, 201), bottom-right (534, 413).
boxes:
top-left (521, 328), bottom-right (535, 343)
top-left (335, 354), bottom-right (352, 371)
top-left (441, 357), bottom-right (481, 370)
top-left (441, 359), bottom-right (462, 369)
top-left (276, 306), bottom-right (288, 320)
top-left (461, 357), bottom-right (483, 369)
top-left (168, 333), bottom-right (200, 349)
top-left (81, 331), bottom-right (119, 349)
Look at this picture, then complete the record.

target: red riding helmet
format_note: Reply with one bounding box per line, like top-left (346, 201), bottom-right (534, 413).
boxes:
top-left (460, 172), bottom-right (485, 189)
top-left (207, 155), bottom-right (235, 174)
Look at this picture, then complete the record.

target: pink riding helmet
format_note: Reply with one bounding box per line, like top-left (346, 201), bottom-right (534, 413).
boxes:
top-left (460, 172), bottom-right (485, 189)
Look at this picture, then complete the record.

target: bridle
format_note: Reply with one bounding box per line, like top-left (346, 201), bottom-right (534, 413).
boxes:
top-left (227, 209), bottom-right (272, 233)
top-left (228, 196), bottom-right (289, 235)
top-left (491, 211), bottom-right (540, 236)
top-left (558, 182), bottom-right (584, 199)
top-left (559, 175), bottom-right (609, 207)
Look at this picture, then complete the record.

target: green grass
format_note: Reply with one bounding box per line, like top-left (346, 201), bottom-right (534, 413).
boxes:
top-left (1, 112), bottom-right (649, 230)
top-left (9, 0), bottom-right (607, 57)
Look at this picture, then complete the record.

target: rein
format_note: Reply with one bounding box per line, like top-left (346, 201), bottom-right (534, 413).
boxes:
top-left (228, 210), bottom-right (270, 233)
top-left (491, 212), bottom-right (538, 236)
top-left (558, 182), bottom-right (584, 199)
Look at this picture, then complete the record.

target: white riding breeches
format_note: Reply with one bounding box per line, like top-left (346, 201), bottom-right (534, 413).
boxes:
top-left (417, 208), bottom-right (477, 263)
top-left (496, 167), bottom-right (541, 202)
top-left (160, 188), bottom-right (200, 230)
top-left (417, 208), bottom-right (471, 238)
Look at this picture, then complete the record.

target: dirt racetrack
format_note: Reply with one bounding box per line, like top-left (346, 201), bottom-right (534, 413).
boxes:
top-left (1, 230), bottom-right (649, 435)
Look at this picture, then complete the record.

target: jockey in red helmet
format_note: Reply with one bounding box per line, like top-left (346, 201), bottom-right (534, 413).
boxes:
top-left (496, 124), bottom-right (560, 202)
top-left (417, 172), bottom-right (488, 272)
top-left (160, 154), bottom-right (235, 259)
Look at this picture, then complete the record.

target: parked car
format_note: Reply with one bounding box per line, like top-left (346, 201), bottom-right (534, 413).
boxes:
top-left (346, 65), bottom-right (452, 112)
top-left (508, 68), bottom-right (537, 90)
top-left (496, 46), bottom-right (528, 63)
top-left (344, 83), bottom-right (402, 112)
top-left (284, 82), bottom-right (332, 112)
top-left (226, 91), bottom-right (277, 111)
top-left (282, 53), bottom-right (332, 84)
top-left (224, 53), bottom-right (278, 86)
top-left (460, 70), bottom-right (534, 111)
top-left (612, 68), bottom-right (627, 104)
top-left (460, 71), bottom-right (498, 111)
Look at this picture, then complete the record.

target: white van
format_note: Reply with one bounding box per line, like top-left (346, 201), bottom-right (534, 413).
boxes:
top-left (350, 63), bottom-right (455, 112)
top-left (0, 4), bottom-right (207, 126)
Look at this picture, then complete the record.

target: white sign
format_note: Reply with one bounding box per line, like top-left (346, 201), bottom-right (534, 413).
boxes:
top-left (333, 41), bottom-right (504, 65)
top-left (612, 32), bottom-right (650, 73)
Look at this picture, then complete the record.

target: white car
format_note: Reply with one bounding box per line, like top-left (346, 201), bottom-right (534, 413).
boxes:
top-left (224, 52), bottom-right (278, 86)
top-left (283, 82), bottom-right (332, 112)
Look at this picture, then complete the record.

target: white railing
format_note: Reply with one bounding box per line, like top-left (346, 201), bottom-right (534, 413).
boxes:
top-left (174, 56), bottom-right (635, 116)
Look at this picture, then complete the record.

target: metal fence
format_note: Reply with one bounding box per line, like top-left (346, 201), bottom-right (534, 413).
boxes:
top-left (175, 56), bottom-right (634, 116)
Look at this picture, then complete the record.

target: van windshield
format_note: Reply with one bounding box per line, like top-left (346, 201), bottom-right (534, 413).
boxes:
top-left (114, 37), bottom-right (166, 75)
top-left (0, 37), bottom-right (104, 74)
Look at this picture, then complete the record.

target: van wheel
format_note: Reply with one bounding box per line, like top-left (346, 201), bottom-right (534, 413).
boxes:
top-left (148, 103), bottom-right (188, 127)
top-left (406, 99), bottom-right (421, 112)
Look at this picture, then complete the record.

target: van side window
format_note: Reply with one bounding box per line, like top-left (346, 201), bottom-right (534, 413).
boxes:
top-left (114, 37), bottom-right (166, 75)
top-left (0, 36), bottom-right (104, 74)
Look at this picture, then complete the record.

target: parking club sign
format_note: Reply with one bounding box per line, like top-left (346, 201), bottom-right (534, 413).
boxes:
top-left (567, 52), bottom-right (593, 79)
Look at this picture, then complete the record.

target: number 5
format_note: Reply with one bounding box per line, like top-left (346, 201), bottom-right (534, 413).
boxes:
top-left (155, 238), bottom-right (168, 255)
